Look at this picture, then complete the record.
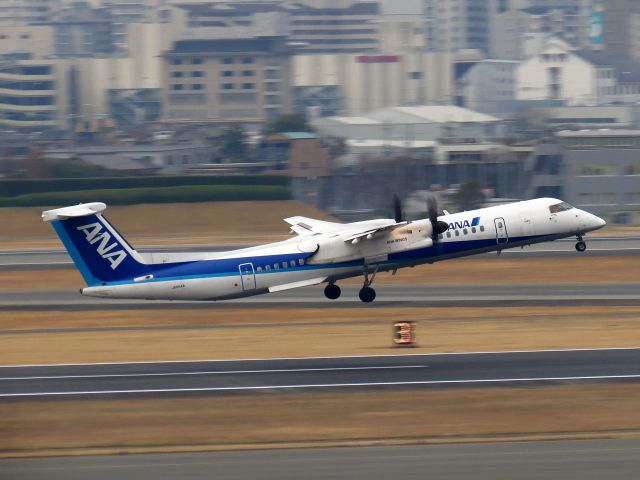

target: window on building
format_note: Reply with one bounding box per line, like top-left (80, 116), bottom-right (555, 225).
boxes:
top-left (191, 58), bottom-right (203, 64)
top-left (242, 70), bottom-right (254, 77)
top-left (222, 58), bottom-right (234, 64)
top-left (171, 59), bottom-right (183, 65)
top-left (242, 57), bottom-right (254, 64)
top-left (222, 71), bottom-right (234, 77)
top-left (242, 83), bottom-right (254, 89)
top-left (191, 84), bottom-right (204, 90)
top-left (171, 72), bottom-right (183, 78)
top-left (222, 83), bottom-right (234, 90)
top-left (171, 84), bottom-right (184, 90)
top-left (191, 71), bottom-right (204, 77)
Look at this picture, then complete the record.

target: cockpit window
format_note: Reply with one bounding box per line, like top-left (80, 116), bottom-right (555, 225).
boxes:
top-left (549, 202), bottom-right (574, 214)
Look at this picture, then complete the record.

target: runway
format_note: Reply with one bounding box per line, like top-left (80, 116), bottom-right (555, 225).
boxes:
top-left (1, 348), bottom-right (639, 398)
top-left (2, 439), bottom-right (639, 480)
top-left (0, 237), bottom-right (638, 270)
top-left (1, 283), bottom-right (638, 310)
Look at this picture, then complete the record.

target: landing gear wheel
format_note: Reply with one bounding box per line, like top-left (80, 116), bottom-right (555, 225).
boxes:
top-left (359, 286), bottom-right (376, 303)
top-left (324, 283), bottom-right (341, 300)
top-left (575, 241), bottom-right (587, 252)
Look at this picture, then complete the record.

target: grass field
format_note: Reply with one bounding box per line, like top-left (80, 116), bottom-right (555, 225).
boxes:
top-left (0, 201), bottom-right (333, 247)
top-left (2, 385), bottom-right (640, 457)
top-left (1, 305), bottom-right (639, 365)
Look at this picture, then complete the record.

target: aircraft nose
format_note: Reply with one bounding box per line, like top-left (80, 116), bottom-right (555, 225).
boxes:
top-left (587, 212), bottom-right (606, 230)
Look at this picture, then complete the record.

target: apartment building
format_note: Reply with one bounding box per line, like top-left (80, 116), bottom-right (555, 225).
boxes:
top-left (162, 37), bottom-right (292, 122)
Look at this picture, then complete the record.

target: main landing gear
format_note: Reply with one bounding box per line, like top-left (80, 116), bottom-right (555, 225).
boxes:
top-left (358, 268), bottom-right (378, 303)
top-left (324, 283), bottom-right (341, 300)
top-left (575, 234), bottom-right (587, 252)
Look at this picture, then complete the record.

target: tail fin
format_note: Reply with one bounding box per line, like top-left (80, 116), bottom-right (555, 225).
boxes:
top-left (42, 203), bottom-right (149, 286)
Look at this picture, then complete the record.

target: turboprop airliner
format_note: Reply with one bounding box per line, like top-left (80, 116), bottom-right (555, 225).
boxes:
top-left (42, 197), bottom-right (606, 303)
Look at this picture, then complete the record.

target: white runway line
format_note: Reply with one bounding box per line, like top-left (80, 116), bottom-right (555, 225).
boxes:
top-left (3, 374), bottom-right (640, 398)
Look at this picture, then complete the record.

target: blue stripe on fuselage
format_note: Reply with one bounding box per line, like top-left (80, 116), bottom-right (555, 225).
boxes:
top-left (101, 233), bottom-right (551, 287)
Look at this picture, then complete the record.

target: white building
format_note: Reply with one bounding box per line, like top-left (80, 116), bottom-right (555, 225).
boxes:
top-left (516, 38), bottom-right (595, 105)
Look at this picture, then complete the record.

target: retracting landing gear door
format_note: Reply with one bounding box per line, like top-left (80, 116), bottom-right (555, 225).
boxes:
top-left (239, 263), bottom-right (256, 290)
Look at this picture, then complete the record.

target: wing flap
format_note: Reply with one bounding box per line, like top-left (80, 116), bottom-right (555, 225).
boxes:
top-left (268, 276), bottom-right (327, 293)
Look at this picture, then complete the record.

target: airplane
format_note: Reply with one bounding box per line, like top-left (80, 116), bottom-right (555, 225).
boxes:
top-left (42, 197), bottom-right (606, 303)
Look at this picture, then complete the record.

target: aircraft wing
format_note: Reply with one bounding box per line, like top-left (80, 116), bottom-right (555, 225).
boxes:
top-left (284, 216), bottom-right (344, 235)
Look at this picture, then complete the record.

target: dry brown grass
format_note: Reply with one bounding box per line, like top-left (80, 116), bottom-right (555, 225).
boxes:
top-left (1, 306), bottom-right (639, 365)
top-left (0, 255), bottom-right (637, 290)
top-left (0, 201), bottom-right (333, 248)
top-left (2, 385), bottom-right (640, 456)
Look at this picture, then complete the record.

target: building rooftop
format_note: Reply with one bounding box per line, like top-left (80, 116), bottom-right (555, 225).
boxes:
top-left (556, 129), bottom-right (640, 138)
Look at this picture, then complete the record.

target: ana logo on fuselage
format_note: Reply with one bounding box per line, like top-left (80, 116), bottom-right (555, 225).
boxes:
top-left (448, 217), bottom-right (480, 230)
top-left (76, 222), bottom-right (127, 270)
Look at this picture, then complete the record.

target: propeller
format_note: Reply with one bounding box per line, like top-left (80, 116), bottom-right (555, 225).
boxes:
top-left (392, 194), bottom-right (403, 223)
top-left (427, 195), bottom-right (449, 243)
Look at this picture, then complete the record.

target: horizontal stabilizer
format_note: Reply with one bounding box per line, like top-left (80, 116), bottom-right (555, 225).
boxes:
top-left (42, 203), bottom-right (106, 222)
top-left (268, 276), bottom-right (327, 293)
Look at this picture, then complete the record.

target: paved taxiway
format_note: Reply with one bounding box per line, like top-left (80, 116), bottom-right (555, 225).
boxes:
top-left (0, 237), bottom-right (638, 270)
top-left (1, 283), bottom-right (638, 310)
top-left (2, 439), bottom-right (639, 480)
top-left (1, 348), bottom-right (639, 398)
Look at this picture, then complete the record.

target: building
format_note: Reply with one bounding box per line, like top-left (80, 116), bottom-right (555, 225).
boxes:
top-left (161, 37), bottom-right (293, 123)
top-left (516, 38), bottom-right (595, 105)
top-left (312, 105), bottom-right (504, 165)
top-left (454, 60), bottom-right (518, 115)
top-left (527, 129), bottom-right (640, 222)
top-left (0, 0), bottom-right (61, 26)
top-left (293, 52), bottom-right (454, 116)
top-left (164, 1), bottom-right (381, 55)
top-left (0, 54), bottom-right (71, 132)
top-left (43, 3), bottom-right (117, 58)
top-left (602, 0), bottom-right (640, 60)
top-left (43, 141), bottom-right (211, 174)
top-left (424, 0), bottom-right (495, 53)
top-left (0, 25), bottom-right (55, 58)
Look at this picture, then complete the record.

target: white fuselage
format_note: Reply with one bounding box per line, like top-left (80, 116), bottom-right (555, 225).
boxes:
top-left (80, 198), bottom-right (605, 301)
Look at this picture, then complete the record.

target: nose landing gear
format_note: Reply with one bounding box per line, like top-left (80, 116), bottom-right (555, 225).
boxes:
top-left (575, 234), bottom-right (587, 252)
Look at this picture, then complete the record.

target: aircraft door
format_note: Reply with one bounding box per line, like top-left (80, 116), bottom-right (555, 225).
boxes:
top-left (239, 263), bottom-right (256, 290)
top-left (494, 217), bottom-right (508, 244)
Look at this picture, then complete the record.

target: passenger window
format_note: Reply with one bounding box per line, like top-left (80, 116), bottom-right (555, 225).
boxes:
top-left (274, 264), bottom-right (279, 270)
top-left (282, 261), bottom-right (287, 269)
top-left (299, 259), bottom-right (305, 265)
top-left (471, 227), bottom-right (476, 233)
top-left (265, 265), bottom-right (270, 271)
top-left (480, 225), bottom-right (485, 232)
top-left (290, 260), bottom-right (295, 267)
top-left (446, 232), bottom-right (451, 238)
top-left (256, 266), bottom-right (262, 272)
top-left (455, 230), bottom-right (460, 236)
top-left (463, 228), bottom-right (468, 235)
top-left (438, 234), bottom-right (443, 240)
